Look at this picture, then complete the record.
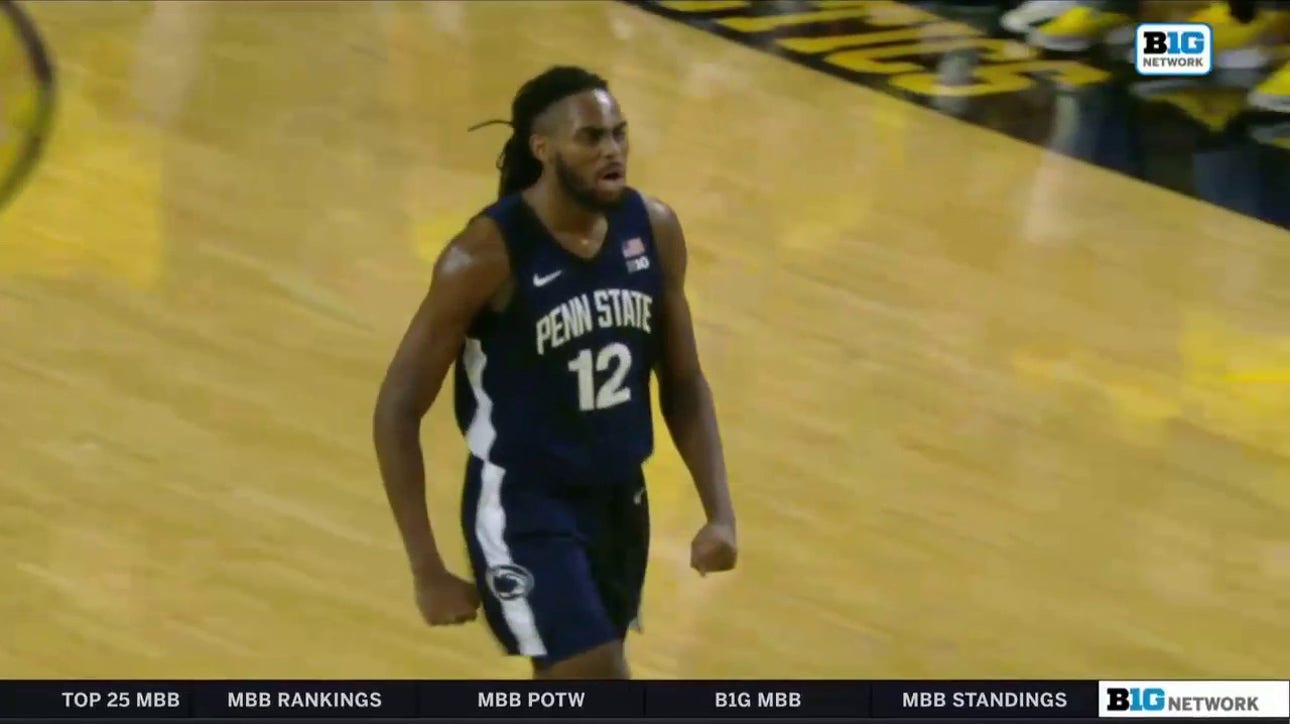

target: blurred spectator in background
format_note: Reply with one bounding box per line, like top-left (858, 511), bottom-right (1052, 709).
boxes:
top-left (1000, 1), bottom-right (1082, 35)
top-left (999, 1), bottom-right (1290, 111)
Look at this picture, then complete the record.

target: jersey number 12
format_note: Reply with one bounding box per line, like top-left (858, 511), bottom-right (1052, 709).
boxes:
top-left (568, 342), bottom-right (632, 411)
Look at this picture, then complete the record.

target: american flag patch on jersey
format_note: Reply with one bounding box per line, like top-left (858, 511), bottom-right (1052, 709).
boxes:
top-left (622, 237), bottom-right (645, 258)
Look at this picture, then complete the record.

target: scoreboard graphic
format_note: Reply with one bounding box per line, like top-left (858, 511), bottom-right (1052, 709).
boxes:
top-left (0, 679), bottom-right (1286, 721)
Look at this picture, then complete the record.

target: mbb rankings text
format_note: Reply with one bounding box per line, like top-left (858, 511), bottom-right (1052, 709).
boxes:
top-left (0, 679), bottom-right (1287, 720)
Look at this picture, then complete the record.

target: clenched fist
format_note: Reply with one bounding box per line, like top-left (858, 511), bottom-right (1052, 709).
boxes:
top-left (690, 520), bottom-right (737, 576)
top-left (414, 569), bottom-right (480, 626)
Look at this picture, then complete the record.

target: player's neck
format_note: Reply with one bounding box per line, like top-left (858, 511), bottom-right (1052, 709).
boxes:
top-left (524, 183), bottom-right (603, 236)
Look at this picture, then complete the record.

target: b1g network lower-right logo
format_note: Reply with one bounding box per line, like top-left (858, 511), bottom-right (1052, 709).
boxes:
top-left (1098, 681), bottom-right (1290, 718)
top-left (1134, 23), bottom-right (1213, 76)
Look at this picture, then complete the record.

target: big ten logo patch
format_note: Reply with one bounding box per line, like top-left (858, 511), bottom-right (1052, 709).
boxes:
top-left (1134, 23), bottom-right (1212, 77)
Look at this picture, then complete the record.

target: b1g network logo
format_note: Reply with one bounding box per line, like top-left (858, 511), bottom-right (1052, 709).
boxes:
top-left (1099, 681), bottom-right (1290, 718)
top-left (1134, 23), bottom-right (1213, 76)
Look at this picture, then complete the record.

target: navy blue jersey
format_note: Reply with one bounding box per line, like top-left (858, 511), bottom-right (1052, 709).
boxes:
top-left (453, 188), bottom-right (663, 484)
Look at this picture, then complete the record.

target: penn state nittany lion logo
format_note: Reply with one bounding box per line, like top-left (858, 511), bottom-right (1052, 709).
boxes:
top-left (485, 564), bottom-right (535, 601)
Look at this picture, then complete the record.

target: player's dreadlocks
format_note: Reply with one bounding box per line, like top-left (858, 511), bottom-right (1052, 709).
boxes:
top-left (469, 66), bottom-right (608, 199)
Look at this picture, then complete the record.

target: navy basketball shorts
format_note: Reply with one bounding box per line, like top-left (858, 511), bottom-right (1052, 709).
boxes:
top-left (459, 455), bottom-right (649, 669)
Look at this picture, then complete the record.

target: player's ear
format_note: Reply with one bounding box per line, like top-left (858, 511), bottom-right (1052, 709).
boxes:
top-left (530, 133), bottom-right (550, 165)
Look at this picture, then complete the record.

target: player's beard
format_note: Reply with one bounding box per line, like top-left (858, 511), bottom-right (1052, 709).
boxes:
top-left (554, 153), bottom-right (624, 212)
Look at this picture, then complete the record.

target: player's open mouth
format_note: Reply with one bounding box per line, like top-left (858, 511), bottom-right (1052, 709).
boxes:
top-left (596, 167), bottom-right (625, 191)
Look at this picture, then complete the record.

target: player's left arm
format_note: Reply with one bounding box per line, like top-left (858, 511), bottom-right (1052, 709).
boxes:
top-left (647, 196), bottom-right (737, 575)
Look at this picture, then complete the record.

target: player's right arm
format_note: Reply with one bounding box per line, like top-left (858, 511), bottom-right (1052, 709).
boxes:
top-left (373, 214), bottom-right (510, 625)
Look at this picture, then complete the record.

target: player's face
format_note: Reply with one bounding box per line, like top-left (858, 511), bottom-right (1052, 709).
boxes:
top-left (548, 89), bottom-right (629, 211)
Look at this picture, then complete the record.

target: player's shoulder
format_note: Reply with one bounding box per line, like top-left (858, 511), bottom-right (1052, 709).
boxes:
top-left (451, 212), bottom-right (507, 258)
top-left (434, 212), bottom-right (509, 282)
top-left (633, 191), bottom-right (686, 281)
top-left (635, 191), bottom-right (684, 256)
top-left (634, 190), bottom-right (682, 240)
top-left (636, 191), bottom-right (680, 231)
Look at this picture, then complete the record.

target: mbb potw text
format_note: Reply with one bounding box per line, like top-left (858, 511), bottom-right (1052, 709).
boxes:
top-left (479, 691), bottom-right (586, 709)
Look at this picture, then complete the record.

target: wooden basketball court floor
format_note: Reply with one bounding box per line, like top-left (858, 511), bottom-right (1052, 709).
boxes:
top-left (2, 0), bottom-right (1289, 680)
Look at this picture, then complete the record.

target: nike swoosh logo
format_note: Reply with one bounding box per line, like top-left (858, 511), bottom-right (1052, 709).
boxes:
top-left (533, 270), bottom-right (563, 287)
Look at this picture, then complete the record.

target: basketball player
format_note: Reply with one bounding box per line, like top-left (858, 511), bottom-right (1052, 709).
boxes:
top-left (373, 66), bottom-right (737, 679)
